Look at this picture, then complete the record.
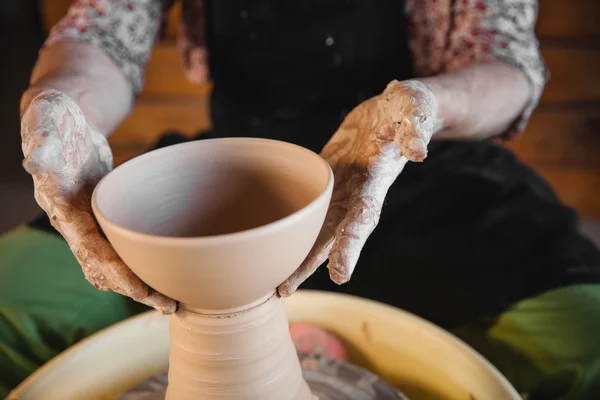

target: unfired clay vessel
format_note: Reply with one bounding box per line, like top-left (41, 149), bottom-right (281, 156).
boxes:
top-left (92, 138), bottom-right (334, 399)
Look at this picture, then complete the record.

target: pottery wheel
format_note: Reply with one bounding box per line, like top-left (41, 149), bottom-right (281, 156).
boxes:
top-left (118, 354), bottom-right (408, 400)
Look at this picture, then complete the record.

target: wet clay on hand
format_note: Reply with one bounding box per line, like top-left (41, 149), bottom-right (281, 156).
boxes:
top-left (279, 80), bottom-right (440, 295)
top-left (21, 90), bottom-right (175, 313)
top-left (92, 138), bottom-right (334, 399)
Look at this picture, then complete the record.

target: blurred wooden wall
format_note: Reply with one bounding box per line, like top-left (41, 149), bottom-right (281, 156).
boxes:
top-left (507, 1), bottom-right (600, 218)
top-left (40, 0), bottom-right (600, 217)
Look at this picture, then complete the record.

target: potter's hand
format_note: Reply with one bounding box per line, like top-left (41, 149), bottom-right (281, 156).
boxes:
top-left (21, 90), bottom-right (176, 314)
top-left (279, 80), bottom-right (439, 296)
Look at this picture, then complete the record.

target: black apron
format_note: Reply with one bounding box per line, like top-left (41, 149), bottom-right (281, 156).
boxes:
top-left (31, 0), bottom-right (600, 329)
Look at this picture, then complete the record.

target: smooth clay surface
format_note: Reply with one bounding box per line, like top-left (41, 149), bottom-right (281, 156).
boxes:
top-left (169, 294), bottom-right (311, 399)
top-left (93, 138), bottom-right (333, 310)
top-left (92, 138), bottom-right (334, 399)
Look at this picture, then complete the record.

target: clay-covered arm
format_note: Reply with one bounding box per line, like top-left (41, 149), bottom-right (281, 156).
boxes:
top-left (405, 0), bottom-right (549, 140)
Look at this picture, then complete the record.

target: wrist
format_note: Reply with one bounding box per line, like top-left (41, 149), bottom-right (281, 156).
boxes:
top-left (23, 76), bottom-right (130, 136)
top-left (27, 41), bottom-right (133, 135)
top-left (414, 78), bottom-right (469, 137)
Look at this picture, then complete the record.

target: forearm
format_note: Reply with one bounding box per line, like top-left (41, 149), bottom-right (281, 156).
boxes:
top-left (418, 61), bottom-right (530, 141)
top-left (21, 40), bottom-right (133, 136)
top-left (20, 0), bottom-right (169, 136)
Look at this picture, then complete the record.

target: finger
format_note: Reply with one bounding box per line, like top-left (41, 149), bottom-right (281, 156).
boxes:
top-left (277, 223), bottom-right (335, 297)
top-left (49, 196), bottom-right (177, 314)
top-left (393, 113), bottom-right (429, 162)
top-left (21, 90), bottom-right (86, 175)
top-left (21, 103), bottom-right (64, 175)
top-left (80, 244), bottom-right (178, 315)
top-left (77, 232), bottom-right (177, 315)
top-left (381, 81), bottom-right (436, 163)
top-left (22, 134), bottom-right (63, 175)
top-left (277, 203), bottom-right (345, 297)
top-left (327, 195), bottom-right (382, 284)
top-left (82, 250), bottom-right (177, 314)
top-left (327, 147), bottom-right (407, 284)
top-left (379, 91), bottom-right (427, 162)
top-left (143, 289), bottom-right (178, 315)
top-left (279, 162), bottom-right (353, 297)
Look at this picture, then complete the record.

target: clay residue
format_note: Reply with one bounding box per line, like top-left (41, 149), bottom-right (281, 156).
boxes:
top-left (361, 321), bottom-right (373, 343)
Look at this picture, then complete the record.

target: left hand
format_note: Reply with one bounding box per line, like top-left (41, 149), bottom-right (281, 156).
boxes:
top-left (279, 80), bottom-right (439, 296)
top-left (21, 90), bottom-right (176, 314)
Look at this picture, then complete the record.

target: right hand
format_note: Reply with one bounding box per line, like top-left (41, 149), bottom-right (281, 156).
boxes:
top-left (21, 89), bottom-right (176, 314)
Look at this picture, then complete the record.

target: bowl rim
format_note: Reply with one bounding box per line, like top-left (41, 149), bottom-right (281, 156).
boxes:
top-left (91, 137), bottom-right (334, 246)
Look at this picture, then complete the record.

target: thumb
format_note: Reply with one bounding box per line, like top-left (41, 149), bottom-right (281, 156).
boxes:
top-left (21, 103), bottom-right (63, 175)
top-left (21, 89), bottom-right (82, 175)
top-left (22, 133), bottom-right (62, 175)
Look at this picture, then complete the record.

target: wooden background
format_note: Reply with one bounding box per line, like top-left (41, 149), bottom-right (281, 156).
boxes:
top-left (40, 0), bottom-right (600, 217)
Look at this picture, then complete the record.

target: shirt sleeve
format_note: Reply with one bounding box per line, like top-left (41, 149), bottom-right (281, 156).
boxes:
top-left (44, 0), bottom-right (176, 95)
top-left (405, 0), bottom-right (549, 139)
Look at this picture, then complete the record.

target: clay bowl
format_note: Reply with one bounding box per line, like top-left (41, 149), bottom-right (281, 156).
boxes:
top-left (91, 138), bottom-right (333, 311)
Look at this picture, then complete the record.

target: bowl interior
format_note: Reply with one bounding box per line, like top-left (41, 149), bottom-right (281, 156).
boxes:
top-left (94, 138), bottom-right (331, 239)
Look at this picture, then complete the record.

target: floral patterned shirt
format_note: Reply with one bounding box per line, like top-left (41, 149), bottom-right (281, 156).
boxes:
top-left (46, 0), bottom-right (549, 139)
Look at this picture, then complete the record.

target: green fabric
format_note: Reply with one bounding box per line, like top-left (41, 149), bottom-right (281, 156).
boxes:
top-left (0, 226), bottom-right (148, 398)
top-left (452, 284), bottom-right (600, 400)
top-left (1, 226), bottom-right (600, 399)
